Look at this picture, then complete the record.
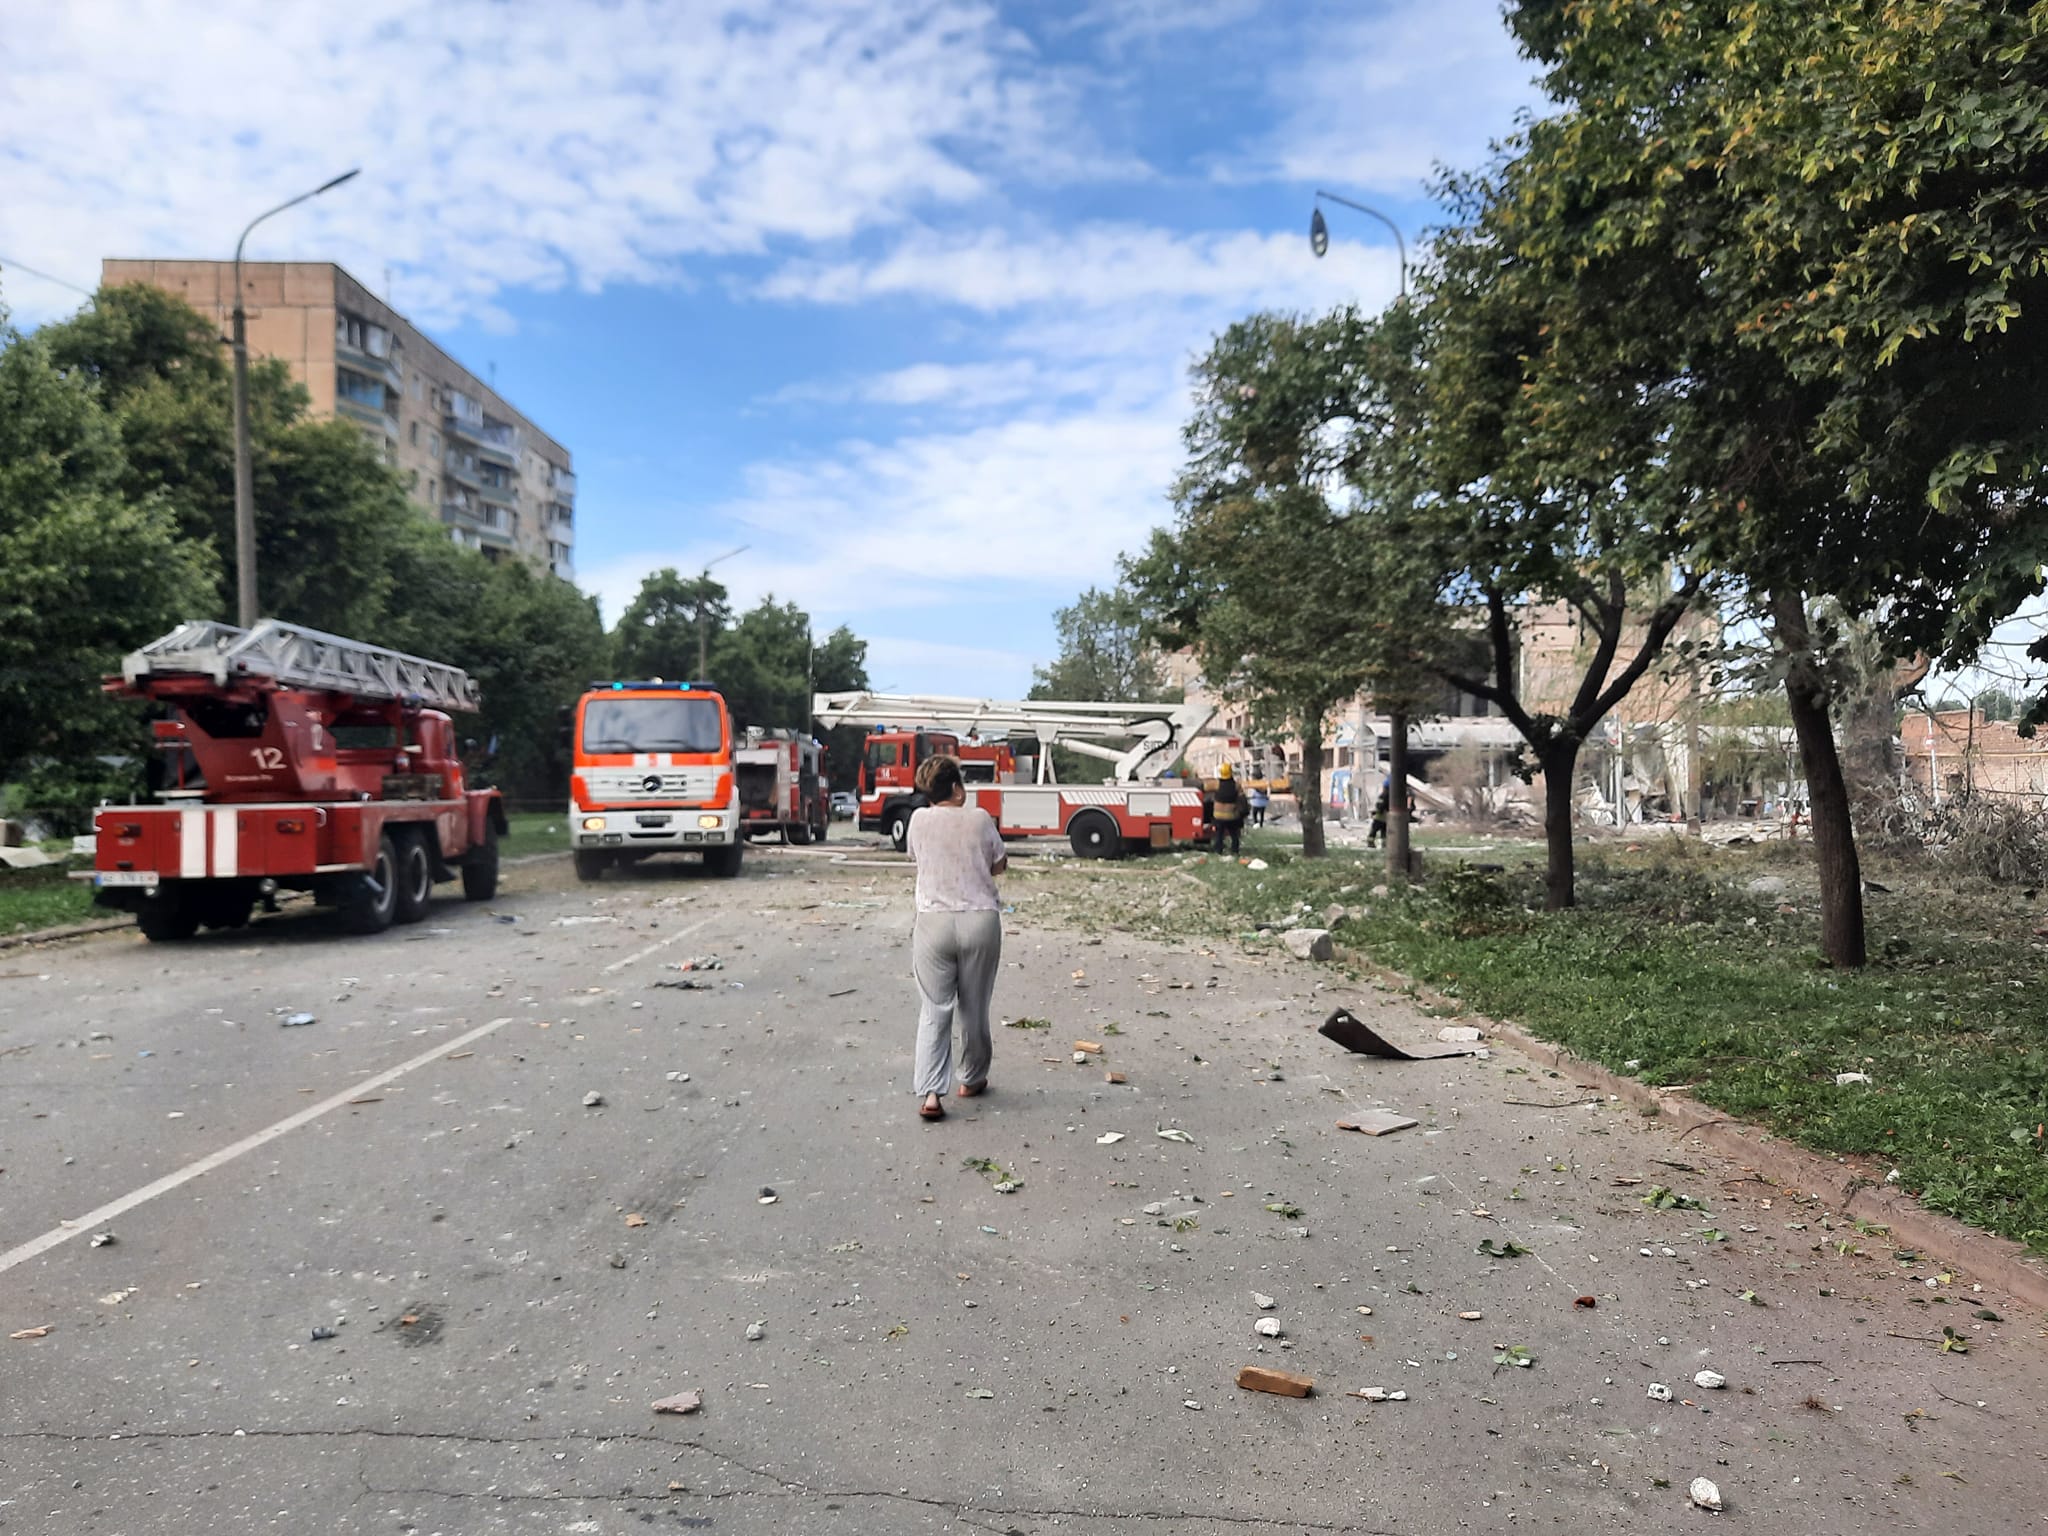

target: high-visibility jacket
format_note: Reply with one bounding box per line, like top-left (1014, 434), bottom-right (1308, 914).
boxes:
top-left (1211, 780), bottom-right (1246, 823)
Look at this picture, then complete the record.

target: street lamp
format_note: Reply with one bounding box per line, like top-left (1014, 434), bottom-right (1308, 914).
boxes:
top-left (231, 168), bottom-right (360, 628)
top-left (1310, 188), bottom-right (1413, 872)
top-left (697, 545), bottom-right (748, 678)
top-left (1310, 190), bottom-right (1407, 297)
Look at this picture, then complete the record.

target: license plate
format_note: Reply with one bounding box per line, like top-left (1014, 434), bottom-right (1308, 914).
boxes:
top-left (95, 871), bottom-right (157, 888)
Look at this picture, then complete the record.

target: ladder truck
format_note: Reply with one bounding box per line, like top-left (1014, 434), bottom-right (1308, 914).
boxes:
top-left (811, 692), bottom-right (1216, 857)
top-left (86, 619), bottom-right (506, 941)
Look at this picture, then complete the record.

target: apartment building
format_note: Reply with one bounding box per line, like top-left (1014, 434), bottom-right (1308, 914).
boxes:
top-left (100, 259), bottom-right (575, 579)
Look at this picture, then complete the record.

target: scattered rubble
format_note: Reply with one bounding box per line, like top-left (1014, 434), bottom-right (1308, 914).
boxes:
top-left (1335, 1112), bottom-right (1419, 1137)
top-left (1693, 1370), bottom-right (1727, 1390)
top-left (1236, 1365), bottom-right (1313, 1397)
top-left (1253, 1292), bottom-right (1277, 1310)
top-left (1688, 1477), bottom-right (1723, 1512)
top-left (652, 1390), bottom-right (703, 1415)
top-left (1254, 1318), bottom-right (1283, 1338)
top-left (1281, 928), bottom-right (1334, 961)
top-left (1647, 1382), bottom-right (1674, 1402)
top-left (744, 1320), bottom-right (766, 1342)
top-left (581, 1091), bottom-right (605, 1107)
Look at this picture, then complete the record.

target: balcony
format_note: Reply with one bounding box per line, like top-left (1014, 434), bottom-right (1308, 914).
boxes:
top-left (476, 478), bottom-right (519, 510)
top-left (475, 437), bottom-right (517, 470)
top-left (545, 513), bottom-right (575, 547)
top-left (441, 503), bottom-right (515, 548)
top-left (443, 413), bottom-right (489, 448)
top-left (549, 466), bottom-right (576, 499)
top-left (336, 341), bottom-right (401, 390)
top-left (443, 455), bottom-right (482, 491)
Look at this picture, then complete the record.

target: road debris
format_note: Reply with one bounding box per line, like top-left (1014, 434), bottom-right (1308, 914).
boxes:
top-left (758, 1187), bottom-right (779, 1205)
top-left (1255, 1318), bottom-right (1283, 1338)
top-left (1282, 928), bottom-right (1334, 961)
top-left (1436, 1025), bottom-right (1483, 1043)
top-left (1834, 1072), bottom-right (1873, 1086)
top-left (1647, 1382), bottom-right (1674, 1402)
top-left (665, 1072), bottom-right (691, 1083)
top-left (1319, 1008), bottom-right (1476, 1060)
top-left (745, 1320), bottom-right (766, 1342)
top-left (1694, 1370), bottom-right (1727, 1390)
top-left (1458, 1311), bottom-right (1483, 1320)
top-left (281, 1012), bottom-right (316, 1028)
top-left (624, 1213), bottom-right (648, 1228)
top-left (1574, 1295), bottom-right (1597, 1309)
top-left (10, 1326), bottom-right (52, 1340)
top-left (89, 1232), bottom-right (116, 1249)
top-left (1096, 1132), bottom-right (1125, 1144)
top-left (582, 1091), bottom-right (605, 1107)
top-left (966, 1388), bottom-right (994, 1399)
top-left (1106, 1071), bottom-right (1127, 1084)
top-left (671, 956), bottom-right (724, 971)
top-left (1074, 1040), bottom-right (1103, 1054)
top-left (1335, 1112), bottom-right (1419, 1137)
top-left (1688, 1477), bottom-right (1723, 1511)
top-left (1348, 1387), bottom-right (1408, 1402)
top-left (1476, 1239), bottom-right (1529, 1259)
top-left (1156, 1127), bottom-right (1196, 1144)
top-left (652, 1390), bottom-right (703, 1415)
top-left (1253, 1292), bottom-right (1277, 1310)
top-left (1492, 1344), bottom-right (1534, 1371)
top-left (1236, 1365), bottom-right (1313, 1397)
top-left (97, 1289), bottom-right (136, 1306)
top-left (311, 1326), bottom-right (338, 1341)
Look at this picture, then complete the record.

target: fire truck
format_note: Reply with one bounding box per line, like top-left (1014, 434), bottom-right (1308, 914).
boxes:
top-left (733, 729), bottom-right (829, 844)
top-left (569, 679), bottom-right (740, 880)
top-left (87, 619), bottom-right (505, 941)
top-left (811, 692), bottom-right (1217, 857)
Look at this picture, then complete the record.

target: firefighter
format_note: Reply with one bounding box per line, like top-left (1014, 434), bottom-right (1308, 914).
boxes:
top-left (1209, 761), bottom-right (1247, 855)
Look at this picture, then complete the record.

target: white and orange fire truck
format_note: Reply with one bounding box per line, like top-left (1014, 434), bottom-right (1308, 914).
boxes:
top-left (811, 692), bottom-right (1217, 857)
top-left (569, 679), bottom-right (741, 880)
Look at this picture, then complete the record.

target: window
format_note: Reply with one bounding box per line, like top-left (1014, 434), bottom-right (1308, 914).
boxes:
top-left (427, 477), bottom-right (438, 503)
top-left (581, 698), bottom-right (725, 756)
top-left (335, 314), bottom-right (391, 358)
top-left (406, 469), bottom-right (419, 490)
top-left (429, 430), bottom-right (441, 456)
top-left (336, 368), bottom-right (386, 408)
top-left (449, 390), bottom-right (483, 426)
top-left (409, 421), bottom-right (419, 446)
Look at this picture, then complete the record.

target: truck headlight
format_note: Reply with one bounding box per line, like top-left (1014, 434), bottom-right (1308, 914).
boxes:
top-left (582, 816), bottom-right (605, 831)
top-left (697, 814), bottom-right (723, 829)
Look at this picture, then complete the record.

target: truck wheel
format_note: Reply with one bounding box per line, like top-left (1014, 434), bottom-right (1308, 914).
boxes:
top-left (788, 819), bottom-right (812, 846)
top-left (137, 891), bottom-right (201, 943)
top-left (573, 849), bottom-right (609, 883)
top-left (392, 831), bottom-right (434, 924)
top-left (461, 823), bottom-right (500, 901)
top-left (704, 841), bottom-right (744, 879)
top-left (198, 885), bottom-right (255, 931)
top-left (812, 812), bottom-right (828, 844)
top-left (340, 833), bottom-right (401, 934)
top-left (1068, 811), bottom-right (1123, 859)
top-left (887, 808), bottom-right (913, 853)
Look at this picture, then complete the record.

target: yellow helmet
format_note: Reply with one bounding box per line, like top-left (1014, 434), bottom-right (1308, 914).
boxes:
top-left (1217, 762), bottom-right (1234, 779)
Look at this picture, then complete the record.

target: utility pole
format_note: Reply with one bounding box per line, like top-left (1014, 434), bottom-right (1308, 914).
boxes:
top-left (1686, 615), bottom-right (1704, 834)
top-left (230, 168), bottom-right (359, 628)
top-left (695, 545), bottom-right (748, 679)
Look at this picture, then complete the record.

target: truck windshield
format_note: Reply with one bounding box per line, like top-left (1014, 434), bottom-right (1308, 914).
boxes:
top-left (582, 698), bottom-right (724, 755)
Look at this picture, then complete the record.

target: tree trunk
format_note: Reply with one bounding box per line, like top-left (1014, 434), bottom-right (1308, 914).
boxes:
top-left (1387, 708), bottom-right (1411, 880)
top-left (1772, 591), bottom-right (1866, 968)
top-left (1299, 726), bottom-right (1326, 858)
top-left (1540, 739), bottom-right (1580, 910)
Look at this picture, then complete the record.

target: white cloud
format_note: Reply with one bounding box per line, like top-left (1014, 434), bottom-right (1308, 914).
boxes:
top-left (760, 222), bottom-right (1398, 313)
top-left (770, 359), bottom-right (1057, 411)
top-left (0, 0), bottom-right (1092, 326)
top-left (1237, 0), bottom-right (1544, 195)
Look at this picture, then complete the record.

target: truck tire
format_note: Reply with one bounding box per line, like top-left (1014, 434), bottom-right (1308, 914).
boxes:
top-left (392, 831), bottom-right (434, 925)
top-left (461, 823), bottom-right (500, 901)
top-left (197, 884), bottom-right (255, 931)
top-left (788, 819), bottom-right (812, 846)
top-left (573, 849), bottom-right (609, 883)
top-left (1068, 810), bottom-right (1123, 859)
top-left (137, 890), bottom-right (201, 943)
top-left (704, 841), bottom-right (744, 879)
top-left (886, 807), bottom-right (914, 853)
top-left (812, 811), bottom-right (828, 844)
top-left (340, 833), bottom-right (401, 934)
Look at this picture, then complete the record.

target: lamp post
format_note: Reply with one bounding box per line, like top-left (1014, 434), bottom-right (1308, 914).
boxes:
top-left (231, 168), bottom-right (360, 629)
top-left (696, 545), bottom-right (748, 678)
top-left (1311, 189), bottom-right (1413, 874)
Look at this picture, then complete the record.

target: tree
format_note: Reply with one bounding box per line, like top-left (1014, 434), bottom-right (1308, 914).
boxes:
top-left (613, 568), bottom-right (732, 681)
top-left (1030, 586), bottom-right (1169, 703)
top-left (1131, 311), bottom-right (1400, 858)
top-left (1488, 0), bottom-right (2048, 962)
top-left (0, 314), bottom-right (212, 800)
top-left (711, 596), bottom-right (813, 733)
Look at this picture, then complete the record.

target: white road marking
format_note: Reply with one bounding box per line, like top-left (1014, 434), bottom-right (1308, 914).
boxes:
top-left (600, 908), bottom-right (716, 973)
top-left (0, 1014), bottom-right (517, 1277)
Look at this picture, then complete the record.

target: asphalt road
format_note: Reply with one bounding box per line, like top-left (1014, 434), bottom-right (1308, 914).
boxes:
top-left (2, 838), bottom-right (2043, 1534)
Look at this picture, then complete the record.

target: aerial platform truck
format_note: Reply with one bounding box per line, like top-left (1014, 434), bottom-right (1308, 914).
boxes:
top-left (811, 691), bottom-right (1217, 857)
top-left (87, 619), bottom-right (505, 941)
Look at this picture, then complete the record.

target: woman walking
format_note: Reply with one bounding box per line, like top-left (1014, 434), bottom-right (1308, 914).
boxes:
top-left (904, 755), bottom-right (1008, 1121)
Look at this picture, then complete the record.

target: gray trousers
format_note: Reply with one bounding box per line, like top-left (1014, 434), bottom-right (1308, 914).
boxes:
top-left (911, 910), bottom-right (1003, 1096)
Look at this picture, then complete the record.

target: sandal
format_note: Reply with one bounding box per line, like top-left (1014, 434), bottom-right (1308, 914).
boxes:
top-left (955, 1082), bottom-right (985, 1098)
top-left (919, 1095), bottom-right (946, 1120)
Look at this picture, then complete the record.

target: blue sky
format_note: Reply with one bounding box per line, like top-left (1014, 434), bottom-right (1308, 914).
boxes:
top-left (0, 0), bottom-right (1542, 696)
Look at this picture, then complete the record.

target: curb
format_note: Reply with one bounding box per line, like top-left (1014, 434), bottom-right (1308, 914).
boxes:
top-left (1342, 950), bottom-right (2048, 1315)
top-left (0, 917), bottom-right (132, 950)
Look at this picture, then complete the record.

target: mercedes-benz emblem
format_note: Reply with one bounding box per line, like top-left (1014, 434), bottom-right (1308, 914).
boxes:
top-left (641, 774), bottom-right (663, 793)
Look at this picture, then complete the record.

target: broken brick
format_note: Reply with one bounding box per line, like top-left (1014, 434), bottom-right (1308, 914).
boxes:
top-left (1236, 1365), bottom-right (1313, 1397)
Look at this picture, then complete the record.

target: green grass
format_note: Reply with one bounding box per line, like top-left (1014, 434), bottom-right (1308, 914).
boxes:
top-left (499, 810), bottom-right (568, 861)
top-left (1030, 837), bottom-right (2048, 1251)
top-left (0, 866), bottom-right (97, 936)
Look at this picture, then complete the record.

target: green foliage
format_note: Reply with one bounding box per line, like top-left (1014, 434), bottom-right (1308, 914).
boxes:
top-left (0, 318), bottom-right (213, 786)
top-left (613, 568), bottom-right (728, 681)
top-left (1030, 584), bottom-right (1169, 703)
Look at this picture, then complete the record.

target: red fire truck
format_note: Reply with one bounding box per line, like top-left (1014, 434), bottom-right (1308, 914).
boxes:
top-left (733, 729), bottom-right (829, 844)
top-left (87, 619), bottom-right (505, 941)
top-left (570, 679), bottom-right (740, 880)
top-left (812, 692), bottom-right (1217, 857)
